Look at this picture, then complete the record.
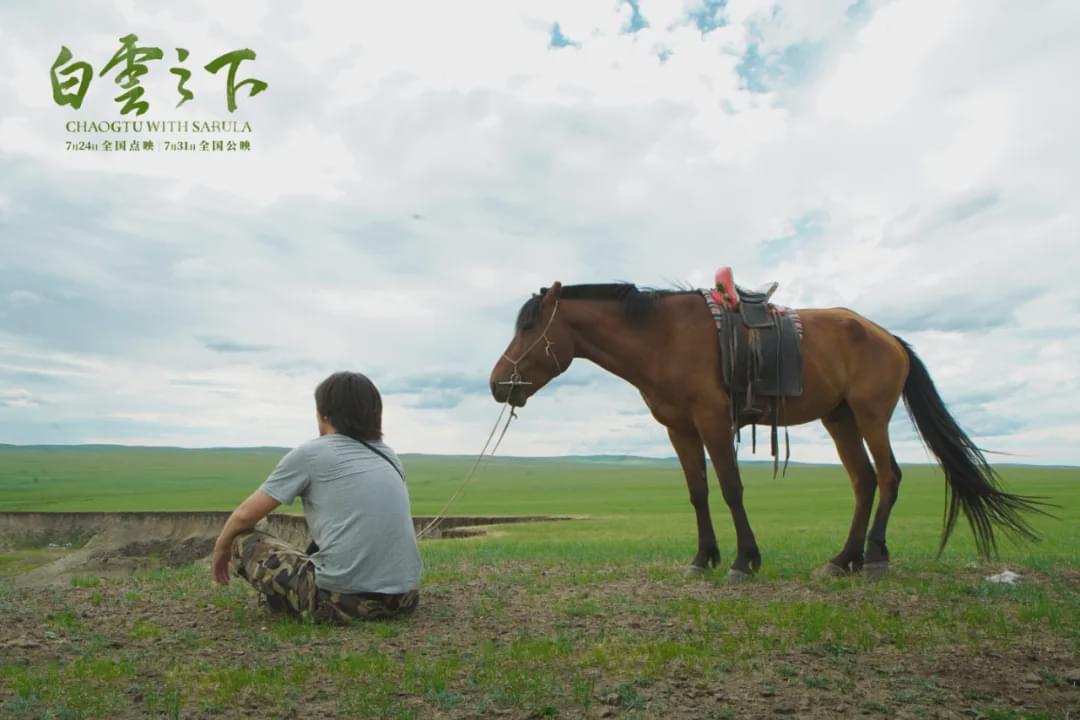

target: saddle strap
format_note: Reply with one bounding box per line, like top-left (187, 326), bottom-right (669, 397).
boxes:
top-left (700, 289), bottom-right (798, 474)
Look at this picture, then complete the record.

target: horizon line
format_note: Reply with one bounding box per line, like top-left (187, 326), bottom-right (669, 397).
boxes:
top-left (0, 443), bottom-right (1077, 469)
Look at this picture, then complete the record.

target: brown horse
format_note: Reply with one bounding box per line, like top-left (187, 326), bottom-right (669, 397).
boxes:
top-left (489, 282), bottom-right (1047, 580)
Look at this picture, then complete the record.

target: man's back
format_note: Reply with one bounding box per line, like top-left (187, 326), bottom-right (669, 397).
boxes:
top-left (260, 433), bottom-right (422, 595)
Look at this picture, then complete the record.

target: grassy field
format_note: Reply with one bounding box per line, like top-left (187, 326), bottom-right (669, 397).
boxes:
top-left (1, 447), bottom-right (1077, 570)
top-left (0, 447), bottom-right (1078, 718)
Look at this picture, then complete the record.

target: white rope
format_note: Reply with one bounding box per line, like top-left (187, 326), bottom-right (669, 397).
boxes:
top-left (416, 297), bottom-right (560, 540)
top-left (415, 401), bottom-right (516, 540)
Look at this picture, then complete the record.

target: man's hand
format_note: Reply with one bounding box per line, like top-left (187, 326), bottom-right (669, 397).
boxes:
top-left (211, 489), bottom-right (280, 586)
top-left (212, 546), bottom-right (231, 585)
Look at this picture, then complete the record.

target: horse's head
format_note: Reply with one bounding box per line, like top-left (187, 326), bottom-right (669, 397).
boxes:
top-left (489, 282), bottom-right (573, 407)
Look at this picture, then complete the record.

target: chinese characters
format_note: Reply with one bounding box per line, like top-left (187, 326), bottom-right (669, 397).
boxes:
top-left (50, 34), bottom-right (268, 115)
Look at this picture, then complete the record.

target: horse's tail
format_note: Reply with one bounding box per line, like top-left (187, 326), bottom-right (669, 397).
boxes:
top-left (894, 336), bottom-right (1051, 558)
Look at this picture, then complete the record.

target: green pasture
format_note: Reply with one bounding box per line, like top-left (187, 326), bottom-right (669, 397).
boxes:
top-left (0, 447), bottom-right (1078, 719)
top-left (0, 446), bottom-right (1077, 571)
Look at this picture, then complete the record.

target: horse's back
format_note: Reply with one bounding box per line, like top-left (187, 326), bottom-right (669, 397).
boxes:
top-left (797, 307), bottom-right (908, 410)
top-left (652, 297), bottom-right (908, 427)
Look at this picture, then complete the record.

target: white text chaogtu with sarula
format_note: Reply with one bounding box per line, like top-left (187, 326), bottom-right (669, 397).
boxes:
top-left (65, 120), bottom-right (253, 133)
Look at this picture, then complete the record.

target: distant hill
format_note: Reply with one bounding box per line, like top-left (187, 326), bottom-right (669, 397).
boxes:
top-left (0, 444), bottom-right (287, 454)
top-left (0, 446), bottom-right (777, 466)
top-left (0, 444), bottom-right (1075, 469)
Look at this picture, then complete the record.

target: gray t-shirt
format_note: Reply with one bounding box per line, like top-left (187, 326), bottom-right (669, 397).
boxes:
top-left (259, 433), bottom-right (422, 594)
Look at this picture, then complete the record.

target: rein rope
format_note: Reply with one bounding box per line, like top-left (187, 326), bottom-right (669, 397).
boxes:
top-left (415, 299), bottom-right (562, 541)
top-left (415, 401), bottom-right (516, 540)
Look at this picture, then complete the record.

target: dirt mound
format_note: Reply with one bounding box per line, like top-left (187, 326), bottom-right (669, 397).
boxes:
top-left (0, 512), bottom-right (574, 586)
top-left (0, 512), bottom-right (313, 587)
top-left (0, 511), bottom-right (311, 550)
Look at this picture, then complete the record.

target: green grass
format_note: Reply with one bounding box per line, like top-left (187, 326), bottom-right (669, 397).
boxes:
top-left (0, 448), bottom-right (1077, 718)
top-left (2, 447), bottom-right (1075, 568)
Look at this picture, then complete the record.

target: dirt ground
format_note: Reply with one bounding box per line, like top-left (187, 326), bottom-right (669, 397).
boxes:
top-left (1, 514), bottom-right (1077, 718)
top-left (0, 512), bottom-right (571, 587)
top-left (2, 562), bottom-right (1078, 719)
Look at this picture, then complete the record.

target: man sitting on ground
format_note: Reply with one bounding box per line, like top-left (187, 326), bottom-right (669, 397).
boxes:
top-left (212, 371), bottom-right (422, 623)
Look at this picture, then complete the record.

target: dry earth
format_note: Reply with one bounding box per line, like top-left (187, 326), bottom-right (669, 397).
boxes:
top-left (0, 514), bottom-right (1077, 719)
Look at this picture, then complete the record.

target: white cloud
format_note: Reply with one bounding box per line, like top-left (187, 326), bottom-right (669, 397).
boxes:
top-left (0, 388), bottom-right (39, 409)
top-left (6, 290), bottom-right (43, 307)
top-left (921, 91), bottom-right (1015, 193)
top-left (816, 0), bottom-right (960, 126)
top-left (1, 0), bottom-right (1078, 464)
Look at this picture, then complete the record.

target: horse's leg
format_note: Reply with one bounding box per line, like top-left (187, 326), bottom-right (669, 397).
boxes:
top-left (667, 428), bottom-right (720, 573)
top-left (818, 403), bottom-right (877, 576)
top-left (698, 415), bottom-right (761, 582)
top-left (850, 403), bottom-right (902, 580)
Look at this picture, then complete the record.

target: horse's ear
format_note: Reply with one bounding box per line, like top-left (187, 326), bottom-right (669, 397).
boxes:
top-left (543, 281), bottom-right (562, 306)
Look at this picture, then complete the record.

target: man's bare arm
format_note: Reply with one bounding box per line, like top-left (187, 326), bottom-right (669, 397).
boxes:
top-left (212, 490), bottom-right (281, 585)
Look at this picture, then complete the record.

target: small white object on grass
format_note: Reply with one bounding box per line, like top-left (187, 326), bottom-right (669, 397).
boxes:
top-left (985, 570), bottom-right (1021, 585)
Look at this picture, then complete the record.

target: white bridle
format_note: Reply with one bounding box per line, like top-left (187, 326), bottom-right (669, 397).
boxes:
top-left (497, 298), bottom-right (564, 394)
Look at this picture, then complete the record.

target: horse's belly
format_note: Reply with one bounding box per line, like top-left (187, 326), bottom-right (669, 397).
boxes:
top-left (640, 391), bottom-right (695, 432)
top-left (736, 390), bottom-right (843, 428)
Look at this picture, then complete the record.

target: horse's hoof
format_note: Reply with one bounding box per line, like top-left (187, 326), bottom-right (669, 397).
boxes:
top-left (727, 569), bottom-right (753, 584)
top-left (813, 562), bottom-right (848, 578)
top-left (864, 561), bottom-right (889, 581)
top-left (685, 565), bottom-right (707, 577)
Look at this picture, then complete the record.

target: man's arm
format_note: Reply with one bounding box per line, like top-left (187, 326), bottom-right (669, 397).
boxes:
top-left (212, 489), bottom-right (281, 585)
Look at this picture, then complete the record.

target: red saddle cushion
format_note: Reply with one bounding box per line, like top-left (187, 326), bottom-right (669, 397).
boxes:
top-left (714, 266), bottom-right (738, 308)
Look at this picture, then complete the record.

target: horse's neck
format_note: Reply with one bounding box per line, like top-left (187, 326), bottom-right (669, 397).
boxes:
top-left (564, 301), bottom-right (662, 391)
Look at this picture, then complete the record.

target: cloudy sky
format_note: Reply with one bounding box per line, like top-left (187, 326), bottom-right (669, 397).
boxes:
top-left (1, 0), bottom-right (1077, 464)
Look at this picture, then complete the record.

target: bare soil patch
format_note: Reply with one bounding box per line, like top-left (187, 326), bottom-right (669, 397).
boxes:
top-left (1, 514), bottom-right (1076, 718)
top-left (1, 559), bottom-right (1076, 719)
top-left (0, 512), bottom-right (575, 587)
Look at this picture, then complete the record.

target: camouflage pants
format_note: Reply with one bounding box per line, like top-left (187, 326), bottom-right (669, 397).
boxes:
top-left (230, 530), bottom-right (419, 624)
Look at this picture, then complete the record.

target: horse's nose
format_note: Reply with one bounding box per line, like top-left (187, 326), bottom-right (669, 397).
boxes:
top-left (490, 377), bottom-right (506, 402)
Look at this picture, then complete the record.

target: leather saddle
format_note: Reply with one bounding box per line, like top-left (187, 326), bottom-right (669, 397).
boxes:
top-left (711, 266), bottom-right (802, 403)
top-left (714, 266), bottom-right (778, 327)
top-left (703, 267), bottom-right (804, 473)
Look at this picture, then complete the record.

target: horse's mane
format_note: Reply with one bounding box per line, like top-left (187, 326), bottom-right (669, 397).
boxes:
top-left (515, 283), bottom-right (695, 331)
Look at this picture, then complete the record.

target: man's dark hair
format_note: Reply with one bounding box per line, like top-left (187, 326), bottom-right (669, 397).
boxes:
top-left (314, 371), bottom-right (383, 442)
